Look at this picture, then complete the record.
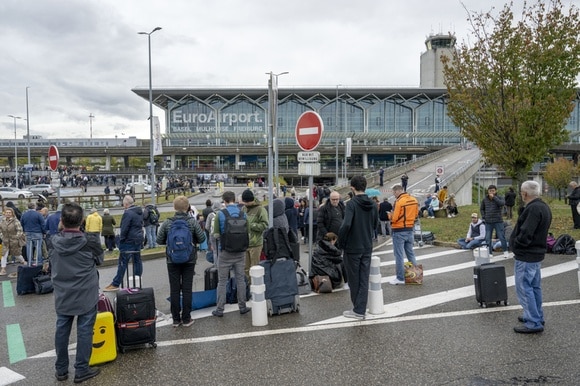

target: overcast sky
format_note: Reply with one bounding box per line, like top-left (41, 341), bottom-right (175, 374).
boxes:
top-left (1, 0), bottom-right (575, 140)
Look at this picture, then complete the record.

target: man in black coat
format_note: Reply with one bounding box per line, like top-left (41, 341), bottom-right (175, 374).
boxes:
top-left (378, 197), bottom-right (393, 237)
top-left (566, 181), bottom-right (580, 229)
top-left (317, 191), bottom-right (345, 241)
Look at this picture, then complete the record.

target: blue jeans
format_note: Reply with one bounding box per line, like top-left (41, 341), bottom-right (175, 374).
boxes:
top-left (167, 262), bottom-right (196, 323)
top-left (514, 260), bottom-right (544, 329)
top-left (485, 222), bottom-right (507, 253)
top-left (111, 243), bottom-right (142, 287)
top-left (145, 225), bottom-right (157, 249)
top-left (25, 232), bottom-right (43, 265)
top-left (392, 231), bottom-right (417, 281)
top-left (343, 252), bottom-right (371, 315)
top-left (55, 306), bottom-right (97, 376)
top-left (457, 238), bottom-right (485, 249)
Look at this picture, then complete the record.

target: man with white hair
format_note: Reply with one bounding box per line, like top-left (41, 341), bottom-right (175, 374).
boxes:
top-left (510, 180), bottom-right (551, 334)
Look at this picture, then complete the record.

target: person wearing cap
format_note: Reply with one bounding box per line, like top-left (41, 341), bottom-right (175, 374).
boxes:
top-left (457, 213), bottom-right (486, 249)
top-left (241, 189), bottom-right (268, 277)
top-left (84, 207), bottom-right (103, 240)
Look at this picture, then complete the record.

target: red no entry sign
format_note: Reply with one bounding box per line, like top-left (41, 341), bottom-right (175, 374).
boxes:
top-left (295, 111), bottom-right (324, 151)
top-left (48, 145), bottom-right (59, 171)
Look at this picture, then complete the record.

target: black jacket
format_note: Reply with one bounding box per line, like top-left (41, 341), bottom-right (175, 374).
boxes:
top-left (510, 198), bottom-right (552, 263)
top-left (311, 239), bottom-right (343, 288)
top-left (338, 194), bottom-right (378, 254)
top-left (317, 200), bottom-right (345, 241)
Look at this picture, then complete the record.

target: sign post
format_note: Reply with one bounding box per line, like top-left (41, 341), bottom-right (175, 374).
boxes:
top-left (48, 145), bottom-right (61, 207)
top-left (295, 111), bottom-right (324, 273)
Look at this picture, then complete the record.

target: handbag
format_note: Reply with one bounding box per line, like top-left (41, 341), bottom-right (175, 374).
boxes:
top-left (296, 263), bottom-right (311, 295)
top-left (33, 271), bottom-right (54, 294)
top-left (312, 275), bottom-right (332, 293)
top-left (404, 262), bottom-right (423, 285)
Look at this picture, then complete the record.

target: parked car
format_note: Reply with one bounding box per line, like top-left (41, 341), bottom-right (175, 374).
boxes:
top-left (124, 183), bottom-right (151, 194)
top-left (0, 187), bottom-right (34, 200)
top-left (27, 184), bottom-right (56, 196)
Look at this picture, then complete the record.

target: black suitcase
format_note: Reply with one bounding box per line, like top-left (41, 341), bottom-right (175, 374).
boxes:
top-left (204, 266), bottom-right (218, 290)
top-left (115, 262), bottom-right (157, 353)
top-left (260, 258), bottom-right (300, 316)
top-left (473, 263), bottom-right (508, 308)
top-left (16, 265), bottom-right (43, 295)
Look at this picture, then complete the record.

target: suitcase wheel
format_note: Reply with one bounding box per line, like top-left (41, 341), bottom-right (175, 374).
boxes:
top-left (266, 299), bottom-right (273, 317)
top-left (480, 302), bottom-right (487, 308)
top-left (150, 342), bottom-right (157, 348)
top-left (294, 295), bottom-right (300, 313)
top-left (419, 241), bottom-right (424, 247)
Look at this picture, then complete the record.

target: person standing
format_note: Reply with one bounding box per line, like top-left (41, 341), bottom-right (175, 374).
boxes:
top-left (20, 201), bottom-right (46, 265)
top-left (241, 189), bottom-right (269, 277)
top-left (211, 191), bottom-right (251, 317)
top-left (434, 175), bottom-right (441, 193)
top-left (157, 196), bottom-right (205, 327)
top-left (284, 197), bottom-right (299, 237)
top-left (504, 187), bottom-right (516, 219)
top-left (49, 202), bottom-right (103, 383)
top-left (378, 197), bottom-right (393, 237)
top-left (0, 207), bottom-right (26, 275)
top-left (338, 176), bottom-right (378, 319)
top-left (101, 208), bottom-right (116, 253)
top-left (389, 184), bottom-right (419, 285)
top-left (457, 213), bottom-right (486, 249)
top-left (143, 202), bottom-right (160, 249)
top-left (317, 191), bottom-right (345, 241)
top-left (104, 195), bottom-right (144, 291)
top-left (401, 172), bottom-right (409, 192)
top-left (379, 167), bottom-right (385, 187)
top-left (510, 180), bottom-right (551, 334)
top-left (84, 208), bottom-right (102, 239)
top-left (566, 181), bottom-right (580, 229)
top-left (480, 184), bottom-right (508, 256)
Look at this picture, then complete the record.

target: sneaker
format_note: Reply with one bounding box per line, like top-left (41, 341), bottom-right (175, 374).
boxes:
top-left (343, 310), bottom-right (365, 320)
top-left (172, 320), bottom-right (182, 328)
top-left (0, 269), bottom-right (6, 276)
top-left (239, 307), bottom-right (251, 315)
top-left (212, 309), bottom-right (224, 317)
top-left (182, 320), bottom-right (194, 327)
top-left (74, 367), bottom-right (100, 384)
top-left (343, 282), bottom-right (350, 290)
top-left (55, 371), bottom-right (68, 381)
top-left (17, 256), bottom-right (26, 264)
top-left (447, 215), bottom-right (452, 218)
top-left (103, 284), bottom-right (119, 292)
top-left (389, 278), bottom-right (405, 285)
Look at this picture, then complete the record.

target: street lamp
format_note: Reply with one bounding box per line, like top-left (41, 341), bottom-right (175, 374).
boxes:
top-left (138, 26), bottom-right (162, 205)
top-left (335, 84), bottom-right (341, 185)
top-left (266, 71), bottom-right (289, 225)
top-left (8, 115), bottom-right (24, 185)
top-left (25, 87), bottom-right (31, 166)
top-left (89, 113), bottom-right (95, 141)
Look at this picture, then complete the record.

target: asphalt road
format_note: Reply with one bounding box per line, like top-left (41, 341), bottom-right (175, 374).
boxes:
top-left (1, 238), bottom-right (579, 385)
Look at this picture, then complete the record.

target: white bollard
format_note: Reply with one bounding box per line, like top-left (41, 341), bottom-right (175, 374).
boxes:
top-left (249, 265), bottom-right (268, 326)
top-left (576, 241), bottom-right (580, 294)
top-left (368, 255), bottom-right (385, 315)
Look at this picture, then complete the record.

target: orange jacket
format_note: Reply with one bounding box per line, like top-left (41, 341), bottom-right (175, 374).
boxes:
top-left (390, 193), bottom-right (419, 231)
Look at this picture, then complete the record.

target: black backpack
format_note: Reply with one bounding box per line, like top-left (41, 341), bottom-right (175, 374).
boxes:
top-left (263, 227), bottom-right (294, 261)
top-left (148, 207), bottom-right (159, 225)
top-left (220, 209), bottom-right (249, 253)
top-left (551, 234), bottom-right (576, 255)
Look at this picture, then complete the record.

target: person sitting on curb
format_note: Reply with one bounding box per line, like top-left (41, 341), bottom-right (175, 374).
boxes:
top-left (427, 195), bottom-right (440, 218)
top-left (445, 193), bottom-right (459, 218)
top-left (419, 194), bottom-right (433, 218)
top-left (457, 213), bottom-right (486, 249)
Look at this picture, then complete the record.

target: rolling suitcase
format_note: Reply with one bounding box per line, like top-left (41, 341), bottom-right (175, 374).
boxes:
top-left (473, 263), bottom-right (508, 308)
top-left (16, 264), bottom-right (43, 295)
top-left (204, 265), bottom-right (218, 290)
top-left (260, 258), bottom-right (300, 316)
top-left (89, 311), bottom-right (117, 365)
top-left (115, 261), bottom-right (157, 353)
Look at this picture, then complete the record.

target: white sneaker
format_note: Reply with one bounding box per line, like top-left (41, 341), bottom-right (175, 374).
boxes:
top-left (389, 278), bottom-right (405, 285)
top-left (343, 310), bottom-right (365, 320)
top-left (447, 215), bottom-right (452, 218)
top-left (343, 283), bottom-right (350, 290)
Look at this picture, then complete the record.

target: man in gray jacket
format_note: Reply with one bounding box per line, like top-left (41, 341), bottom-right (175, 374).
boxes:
top-left (49, 202), bottom-right (103, 383)
top-left (480, 185), bottom-right (508, 257)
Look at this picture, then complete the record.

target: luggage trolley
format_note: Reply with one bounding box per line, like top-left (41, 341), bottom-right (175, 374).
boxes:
top-left (413, 217), bottom-right (435, 246)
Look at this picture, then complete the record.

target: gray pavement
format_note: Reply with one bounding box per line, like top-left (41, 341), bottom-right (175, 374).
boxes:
top-left (1, 238), bottom-right (579, 385)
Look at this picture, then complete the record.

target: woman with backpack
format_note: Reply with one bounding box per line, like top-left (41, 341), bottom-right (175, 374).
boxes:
top-left (156, 196), bottom-right (206, 328)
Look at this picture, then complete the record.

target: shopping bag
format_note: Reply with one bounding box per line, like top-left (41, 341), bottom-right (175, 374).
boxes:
top-left (404, 262), bottom-right (423, 285)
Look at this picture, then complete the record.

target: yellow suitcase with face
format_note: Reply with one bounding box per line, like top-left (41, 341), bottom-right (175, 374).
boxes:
top-left (89, 311), bottom-right (117, 365)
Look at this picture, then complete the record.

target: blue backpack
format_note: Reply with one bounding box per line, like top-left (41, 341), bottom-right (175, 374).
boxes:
top-left (166, 218), bottom-right (194, 264)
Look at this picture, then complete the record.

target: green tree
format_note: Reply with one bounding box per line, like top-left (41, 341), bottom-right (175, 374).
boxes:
top-left (442, 0), bottom-right (580, 194)
top-left (544, 157), bottom-right (577, 200)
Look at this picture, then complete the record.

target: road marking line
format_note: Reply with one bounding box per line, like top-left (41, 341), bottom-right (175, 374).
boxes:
top-left (0, 367), bottom-right (26, 384)
top-left (2, 281), bottom-right (15, 308)
top-left (6, 324), bottom-right (27, 364)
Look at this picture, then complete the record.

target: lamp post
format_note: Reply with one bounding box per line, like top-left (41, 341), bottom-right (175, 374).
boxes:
top-left (266, 71), bottom-right (289, 225)
top-left (335, 84), bottom-right (341, 186)
top-left (8, 115), bottom-right (24, 185)
top-left (138, 26), bottom-right (162, 205)
top-left (25, 87), bottom-right (31, 166)
top-left (89, 113), bottom-right (95, 141)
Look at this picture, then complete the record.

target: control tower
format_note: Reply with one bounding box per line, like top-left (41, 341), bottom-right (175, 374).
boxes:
top-left (420, 33), bottom-right (456, 88)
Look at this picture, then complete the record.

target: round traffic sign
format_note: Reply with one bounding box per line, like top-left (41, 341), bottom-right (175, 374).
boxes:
top-left (295, 111), bottom-right (324, 151)
top-left (48, 145), bottom-right (59, 171)
top-left (436, 165), bottom-right (444, 175)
